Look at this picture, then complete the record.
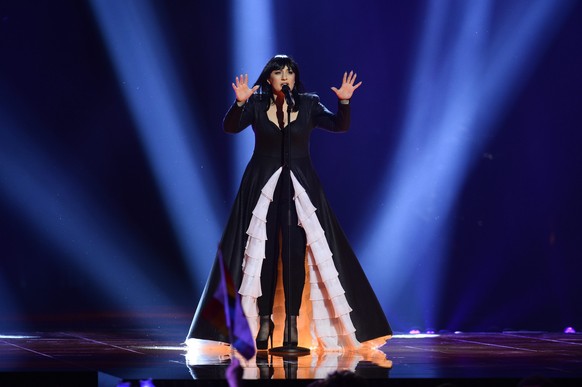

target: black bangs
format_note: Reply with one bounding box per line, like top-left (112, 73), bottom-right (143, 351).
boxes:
top-left (264, 55), bottom-right (298, 73)
top-left (254, 54), bottom-right (304, 94)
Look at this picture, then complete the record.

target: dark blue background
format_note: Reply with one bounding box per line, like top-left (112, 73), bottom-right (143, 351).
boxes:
top-left (1, 0), bottom-right (581, 333)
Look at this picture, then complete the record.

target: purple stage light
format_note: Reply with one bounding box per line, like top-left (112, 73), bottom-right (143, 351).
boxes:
top-left (140, 379), bottom-right (156, 387)
top-left (564, 327), bottom-right (576, 334)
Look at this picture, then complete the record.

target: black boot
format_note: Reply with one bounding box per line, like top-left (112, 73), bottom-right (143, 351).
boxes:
top-left (256, 315), bottom-right (274, 350)
top-left (283, 315), bottom-right (298, 347)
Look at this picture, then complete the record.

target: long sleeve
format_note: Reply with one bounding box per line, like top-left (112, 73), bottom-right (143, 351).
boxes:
top-left (223, 99), bottom-right (255, 133)
top-left (311, 96), bottom-right (351, 133)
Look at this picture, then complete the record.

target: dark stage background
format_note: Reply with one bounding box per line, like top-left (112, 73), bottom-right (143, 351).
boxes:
top-left (1, 0), bottom-right (581, 337)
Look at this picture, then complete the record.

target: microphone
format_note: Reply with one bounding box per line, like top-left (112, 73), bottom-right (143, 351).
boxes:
top-left (281, 84), bottom-right (295, 109)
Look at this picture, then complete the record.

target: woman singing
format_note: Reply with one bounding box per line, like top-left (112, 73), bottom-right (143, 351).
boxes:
top-left (187, 55), bottom-right (392, 352)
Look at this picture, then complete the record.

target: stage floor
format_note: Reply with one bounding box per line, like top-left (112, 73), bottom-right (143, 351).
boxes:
top-left (1, 328), bottom-right (581, 386)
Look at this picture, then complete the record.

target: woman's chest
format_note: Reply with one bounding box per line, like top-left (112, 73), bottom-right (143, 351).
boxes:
top-left (265, 105), bottom-right (298, 129)
top-left (255, 111), bottom-right (312, 139)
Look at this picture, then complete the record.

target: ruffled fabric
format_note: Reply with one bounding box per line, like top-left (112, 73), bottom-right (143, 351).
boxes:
top-left (291, 173), bottom-right (360, 351)
top-left (238, 167), bottom-right (361, 351)
top-left (238, 167), bottom-right (283, 336)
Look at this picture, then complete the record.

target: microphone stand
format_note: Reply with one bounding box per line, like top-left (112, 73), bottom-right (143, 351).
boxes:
top-left (270, 94), bottom-right (310, 357)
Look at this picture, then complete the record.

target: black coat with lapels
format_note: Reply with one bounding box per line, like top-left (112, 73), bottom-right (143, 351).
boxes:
top-left (186, 92), bottom-right (392, 347)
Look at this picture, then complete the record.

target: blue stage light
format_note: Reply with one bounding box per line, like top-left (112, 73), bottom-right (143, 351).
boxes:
top-left (0, 119), bottom-right (170, 313)
top-left (358, 0), bottom-right (575, 331)
top-left (90, 0), bottom-right (222, 286)
top-left (229, 0), bottom-right (275, 189)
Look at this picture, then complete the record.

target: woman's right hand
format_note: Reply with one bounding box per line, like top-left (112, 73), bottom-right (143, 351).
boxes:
top-left (232, 74), bottom-right (259, 103)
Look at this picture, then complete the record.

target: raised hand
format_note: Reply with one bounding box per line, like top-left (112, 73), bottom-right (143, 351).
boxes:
top-left (232, 74), bottom-right (259, 103)
top-left (330, 71), bottom-right (362, 100)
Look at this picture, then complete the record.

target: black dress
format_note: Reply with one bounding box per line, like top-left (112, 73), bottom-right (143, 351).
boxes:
top-left (186, 93), bottom-right (392, 351)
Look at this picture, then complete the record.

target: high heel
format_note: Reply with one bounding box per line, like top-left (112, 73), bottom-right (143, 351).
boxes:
top-left (283, 315), bottom-right (298, 347)
top-left (256, 315), bottom-right (274, 350)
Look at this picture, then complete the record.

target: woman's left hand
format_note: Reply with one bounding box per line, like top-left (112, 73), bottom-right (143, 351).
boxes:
top-left (331, 71), bottom-right (362, 100)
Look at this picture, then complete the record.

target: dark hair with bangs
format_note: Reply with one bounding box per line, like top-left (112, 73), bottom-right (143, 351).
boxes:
top-left (254, 55), bottom-right (303, 108)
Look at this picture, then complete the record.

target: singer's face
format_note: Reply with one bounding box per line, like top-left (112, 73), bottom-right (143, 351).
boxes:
top-left (267, 66), bottom-right (295, 93)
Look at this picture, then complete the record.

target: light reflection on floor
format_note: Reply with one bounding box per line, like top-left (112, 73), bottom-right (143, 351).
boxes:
top-left (180, 340), bottom-right (392, 380)
top-left (4, 328), bottom-right (581, 383)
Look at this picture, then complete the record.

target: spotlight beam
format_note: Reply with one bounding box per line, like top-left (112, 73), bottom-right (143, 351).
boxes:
top-left (230, 0), bottom-right (275, 191)
top-left (0, 120), bottom-right (171, 313)
top-left (360, 0), bottom-right (575, 330)
top-left (90, 0), bottom-right (221, 286)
